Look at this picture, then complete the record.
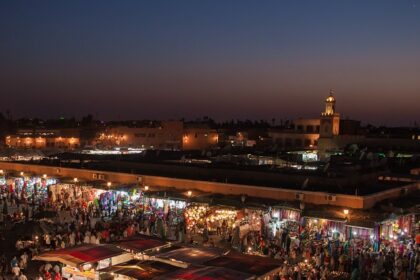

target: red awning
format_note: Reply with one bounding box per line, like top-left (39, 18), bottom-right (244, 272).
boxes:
top-left (204, 251), bottom-right (282, 277)
top-left (155, 247), bottom-right (226, 265)
top-left (114, 237), bottom-right (167, 253)
top-left (154, 266), bottom-right (254, 280)
top-left (33, 244), bottom-right (126, 267)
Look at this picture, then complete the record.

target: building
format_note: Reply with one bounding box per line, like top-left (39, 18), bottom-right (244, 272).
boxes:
top-left (95, 121), bottom-right (219, 151)
top-left (5, 128), bottom-right (81, 150)
top-left (96, 121), bottom-right (183, 150)
top-left (269, 119), bottom-right (320, 150)
top-left (182, 124), bottom-right (219, 151)
top-left (317, 91), bottom-right (420, 159)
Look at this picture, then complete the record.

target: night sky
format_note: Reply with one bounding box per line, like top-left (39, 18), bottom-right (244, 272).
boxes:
top-left (1, 1), bottom-right (419, 125)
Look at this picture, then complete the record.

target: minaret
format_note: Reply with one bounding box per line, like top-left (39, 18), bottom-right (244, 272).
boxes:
top-left (323, 89), bottom-right (336, 116)
top-left (320, 89), bottom-right (340, 138)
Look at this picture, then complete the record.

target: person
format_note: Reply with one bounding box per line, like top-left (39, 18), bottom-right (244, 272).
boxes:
top-left (44, 262), bottom-right (52, 273)
top-left (203, 224), bottom-right (209, 243)
top-left (53, 264), bottom-right (60, 275)
top-left (45, 234), bottom-right (51, 249)
top-left (11, 264), bottom-right (20, 277)
top-left (20, 252), bottom-right (28, 271)
top-left (11, 257), bottom-right (20, 276)
top-left (18, 272), bottom-right (28, 280)
top-left (44, 270), bottom-right (52, 280)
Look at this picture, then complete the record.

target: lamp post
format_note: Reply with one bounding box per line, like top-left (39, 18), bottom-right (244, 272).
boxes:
top-left (143, 186), bottom-right (149, 212)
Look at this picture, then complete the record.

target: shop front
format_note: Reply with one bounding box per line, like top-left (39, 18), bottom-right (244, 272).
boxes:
top-left (379, 213), bottom-right (416, 251)
top-left (265, 206), bottom-right (301, 239)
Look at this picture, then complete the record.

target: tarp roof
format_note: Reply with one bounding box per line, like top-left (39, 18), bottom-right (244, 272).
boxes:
top-left (155, 246), bottom-right (226, 265)
top-left (33, 244), bottom-right (126, 267)
top-left (203, 251), bottom-right (281, 277)
top-left (99, 260), bottom-right (181, 280)
top-left (154, 265), bottom-right (255, 280)
top-left (113, 236), bottom-right (168, 253)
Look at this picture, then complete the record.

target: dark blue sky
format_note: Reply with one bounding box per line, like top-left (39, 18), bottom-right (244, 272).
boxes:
top-left (1, 0), bottom-right (419, 125)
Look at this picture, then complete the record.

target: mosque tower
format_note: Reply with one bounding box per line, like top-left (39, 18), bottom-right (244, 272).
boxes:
top-left (320, 89), bottom-right (340, 138)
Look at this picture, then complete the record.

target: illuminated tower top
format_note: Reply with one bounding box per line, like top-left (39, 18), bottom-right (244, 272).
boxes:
top-left (323, 88), bottom-right (336, 116)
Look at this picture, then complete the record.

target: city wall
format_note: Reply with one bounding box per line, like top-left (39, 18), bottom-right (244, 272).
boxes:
top-left (0, 162), bottom-right (418, 210)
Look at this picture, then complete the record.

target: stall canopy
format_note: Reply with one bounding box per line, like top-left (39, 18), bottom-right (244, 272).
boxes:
top-left (113, 236), bottom-right (168, 253)
top-left (99, 260), bottom-right (181, 280)
top-left (154, 265), bottom-right (255, 280)
top-left (33, 244), bottom-right (126, 267)
top-left (155, 246), bottom-right (227, 265)
top-left (204, 251), bottom-right (281, 277)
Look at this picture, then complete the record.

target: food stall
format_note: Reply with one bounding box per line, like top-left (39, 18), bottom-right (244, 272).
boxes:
top-left (98, 259), bottom-right (183, 280)
top-left (33, 244), bottom-right (133, 280)
top-left (204, 251), bottom-right (282, 280)
top-left (113, 235), bottom-right (171, 260)
top-left (154, 265), bottom-right (255, 280)
top-left (185, 203), bottom-right (238, 233)
top-left (154, 246), bottom-right (227, 266)
top-left (236, 207), bottom-right (263, 239)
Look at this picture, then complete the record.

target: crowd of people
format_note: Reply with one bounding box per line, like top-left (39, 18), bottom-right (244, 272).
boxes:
top-left (0, 176), bottom-right (419, 280)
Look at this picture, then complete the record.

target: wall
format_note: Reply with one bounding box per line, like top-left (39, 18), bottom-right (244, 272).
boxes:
top-left (97, 121), bottom-right (183, 149)
top-left (182, 127), bottom-right (218, 151)
top-left (0, 162), bottom-right (417, 210)
top-left (5, 136), bottom-right (80, 150)
top-left (269, 131), bottom-right (319, 149)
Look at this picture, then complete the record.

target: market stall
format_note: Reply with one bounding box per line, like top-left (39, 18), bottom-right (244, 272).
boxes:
top-left (154, 246), bottom-right (227, 266)
top-left (236, 207), bottom-right (263, 239)
top-left (98, 259), bottom-right (183, 280)
top-left (154, 265), bottom-right (255, 280)
top-left (4, 173), bottom-right (56, 205)
top-left (265, 206), bottom-right (301, 239)
top-left (185, 203), bottom-right (237, 235)
top-left (137, 190), bottom-right (188, 240)
top-left (303, 216), bottom-right (346, 242)
top-left (379, 213), bottom-right (417, 253)
top-left (33, 244), bottom-right (133, 280)
top-left (112, 235), bottom-right (171, 259)
top-left (203, 251), bottom-right (282, 280)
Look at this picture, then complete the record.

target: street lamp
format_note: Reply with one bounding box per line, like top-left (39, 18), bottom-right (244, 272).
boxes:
top-left (187, 191), bottom-right (192, 197)
top-left (343, 209), bottom-right (349, 216)
top-left (143, 186), bottom-right (149, 212)
top-left (107, 181), bottom-right (112, 188)
top-left (73, 177), bottom-right (78, 183)
top-left (20, 171), bottom-right (24, 176)
top-left (43, 174), bottom-right (47, 179)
